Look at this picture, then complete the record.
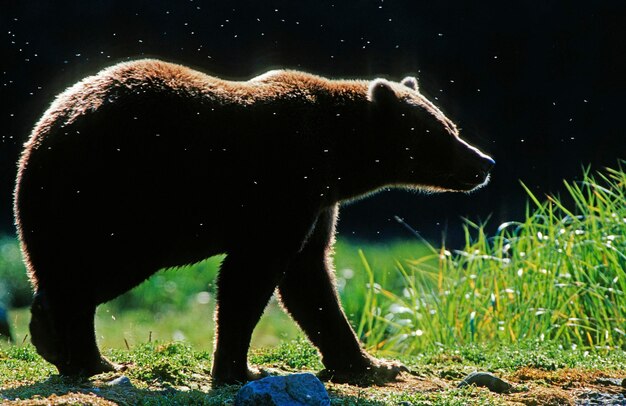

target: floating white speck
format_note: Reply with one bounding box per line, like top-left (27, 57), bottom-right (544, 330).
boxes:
top-left (196, 291), bottom-right (211, 304)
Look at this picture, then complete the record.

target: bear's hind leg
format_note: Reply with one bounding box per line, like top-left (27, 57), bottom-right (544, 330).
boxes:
top-left (30, 289), bottom-right (118, 376)
top-left (278, 207), bottom-right (407, 385)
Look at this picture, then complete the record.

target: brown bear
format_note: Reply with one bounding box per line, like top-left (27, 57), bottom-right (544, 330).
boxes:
top-left (14, 59), bottom-right (493, 385)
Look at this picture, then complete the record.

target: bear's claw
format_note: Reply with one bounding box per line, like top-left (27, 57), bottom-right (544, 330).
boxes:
top-left (57, 356), bottom-right (121, 377)
top-left (318, 358), bottom-right (409, 386)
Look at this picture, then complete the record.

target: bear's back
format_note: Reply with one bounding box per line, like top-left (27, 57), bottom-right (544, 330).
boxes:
top-left (15, 61), bottom-right (369, 275)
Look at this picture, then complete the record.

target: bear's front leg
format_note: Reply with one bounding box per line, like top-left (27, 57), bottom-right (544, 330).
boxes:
top-left (211, 250), bottom-right (286, 385)
top-left (278, 206), bottom-right (407, 385)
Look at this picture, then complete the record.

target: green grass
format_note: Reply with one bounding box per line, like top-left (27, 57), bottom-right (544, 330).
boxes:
top-left (355, 163), bottom-right (626, 355)
top-left (0, 236), bottom-right (31, 308)
top-left (1, 339), bottom-right (625, 405)
top-left (8, 301), bottom-right (301, 353)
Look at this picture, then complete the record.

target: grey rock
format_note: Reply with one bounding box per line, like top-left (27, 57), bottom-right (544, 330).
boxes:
top-left (576, 391), bottom-right (626, 406)
top-left (235, 373), bottom-right (330, 406)
top-left (458, 371), bottom-right (512, 393)
top-left (106, 375), bottom-right (133, 387)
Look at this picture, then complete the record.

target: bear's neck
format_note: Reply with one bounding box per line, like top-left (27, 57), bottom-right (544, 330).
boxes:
top-left (314, 84), bottom-right (394, 204)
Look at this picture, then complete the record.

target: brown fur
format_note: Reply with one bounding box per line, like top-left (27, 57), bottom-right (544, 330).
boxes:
top-left (14, 59), bottom-right (493, 384)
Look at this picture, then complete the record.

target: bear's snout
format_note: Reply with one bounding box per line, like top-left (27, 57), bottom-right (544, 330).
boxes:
top-left (464, 152), bottom-right (494, 189)
top-left (448, 139), bottom-right (495, 190)
top-left (479, 155), bottom-right (496, 177)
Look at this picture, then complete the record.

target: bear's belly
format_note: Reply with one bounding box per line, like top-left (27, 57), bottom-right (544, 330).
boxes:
top-left (17, 95), bottom-right (323, 285)
top-left (18, 139), bottom-right (315, 278)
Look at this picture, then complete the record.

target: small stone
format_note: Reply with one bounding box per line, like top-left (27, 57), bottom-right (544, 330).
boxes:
top-left (106, 375), bottom-right (133, 387)
top-left (577, 391), bottom-right (626, 405)
top-left (458, 371), bottom-right (512, 393)
top-left (235, 373), bottom-right (330, 406)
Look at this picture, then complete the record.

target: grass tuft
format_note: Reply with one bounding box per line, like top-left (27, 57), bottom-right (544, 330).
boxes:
top-left (352, 162), bottom-right (626, 355)
top-left (250, 336), bottom-right (323, 370)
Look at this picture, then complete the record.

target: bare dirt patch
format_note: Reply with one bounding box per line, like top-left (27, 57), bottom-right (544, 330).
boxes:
top-left (325, 368), bottom-right (626, 405)
top-left (2, 368), bottom-right (624, 405)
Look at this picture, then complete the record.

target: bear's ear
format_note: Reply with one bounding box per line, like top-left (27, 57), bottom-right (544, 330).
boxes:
top-left (401, 76), bottom-right (419, 91)
top-left (368, 79), bottom-right (397, 105)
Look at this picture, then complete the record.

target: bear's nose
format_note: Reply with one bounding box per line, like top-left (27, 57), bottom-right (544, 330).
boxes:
top-left (480, 156), bottom-right (495, 174)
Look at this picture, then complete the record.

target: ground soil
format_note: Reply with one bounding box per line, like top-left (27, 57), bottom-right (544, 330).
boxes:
top-left (2, 368), bottom-right (625, 405)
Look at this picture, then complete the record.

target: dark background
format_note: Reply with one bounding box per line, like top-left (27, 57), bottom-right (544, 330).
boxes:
top-left (1, 0), bottom-right (624, 247)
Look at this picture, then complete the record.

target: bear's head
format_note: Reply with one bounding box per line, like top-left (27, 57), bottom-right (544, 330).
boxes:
top-left (367, 77), bottom-right (494, 192)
